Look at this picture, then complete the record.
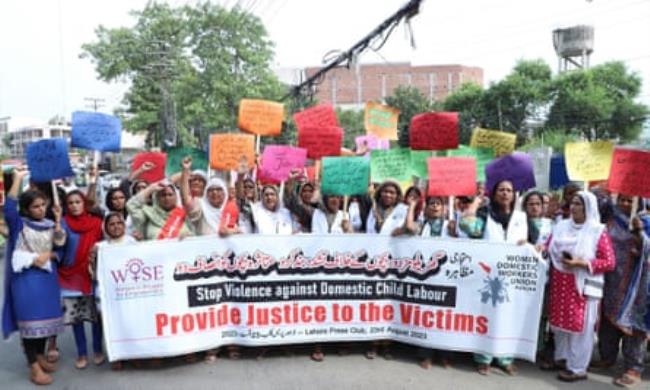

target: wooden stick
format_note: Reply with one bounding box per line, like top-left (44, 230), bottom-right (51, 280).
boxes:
top-left (343, 195), bottom-right (349, 220)
top-left (448, 196), bottom-right (454, 220)
top-left (630, 196), bottom-right (639, 230)
top-left (51, 181), bottom-right (60, 207)
top-left (314, 160), bottom-right (321, 183)
top-left (255, 136), bottom-right (261, 155)
top-left (93, 150), bottom-right (101, 170)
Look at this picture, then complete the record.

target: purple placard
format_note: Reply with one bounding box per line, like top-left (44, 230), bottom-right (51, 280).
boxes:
top-left (485, 152), bottom-right (536, 194)
top-left (259, 145), bottom-right (308, 182)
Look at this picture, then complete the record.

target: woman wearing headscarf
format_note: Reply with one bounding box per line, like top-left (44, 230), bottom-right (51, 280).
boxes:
top-left (311, 195), bottom-right (352, 235)
top-left (2, 167), bottom-right (67, 385)
top-left (53, 190), bottom-right (104, 369)
top-left (126, 180), bottom-right (193, 241)
top-left (459, 179), bottom-right (527, 376)
top-left (284, 170), bottom-right (319, 233)
top-left (546, 191), bottom-right (615, 382)
top-left (252, 185), bottom-right (297, 235)
top-left (591, 194), bottom-right (649, 387)
top-left (180, 157), bottom-right (240, 237)
top-left (365, 181), bottom-right (409, 359)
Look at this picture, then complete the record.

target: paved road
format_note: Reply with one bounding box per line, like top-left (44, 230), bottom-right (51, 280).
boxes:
top-left (0, 258), bottom-right (647, 390)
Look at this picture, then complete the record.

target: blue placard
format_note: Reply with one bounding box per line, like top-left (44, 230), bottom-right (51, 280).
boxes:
top-left (26, 138), bottom-right (75, 182)
top-left (550, 155), bottom-right (570, 190)
top-left (71, 111), bottom-right (121, 152)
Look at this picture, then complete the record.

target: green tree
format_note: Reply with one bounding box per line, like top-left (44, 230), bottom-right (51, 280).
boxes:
top-left (547, 62), bottom-right (648, 142)
top-left (442, 83), bottom-right (486, 144)
top-left (481, 59), bottom-right (552, 143)
top-left (384, 86), bottom-right (435, 147)
top-left (81, 2), bottom-right (284, 149)
top-left (336, 108), bottom-right (365, 150)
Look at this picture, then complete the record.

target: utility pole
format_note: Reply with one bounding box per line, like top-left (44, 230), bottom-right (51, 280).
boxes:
top-left (144, 40), bottom-right (179, 149)
top-left (84, 97), bottom-right (105, 112)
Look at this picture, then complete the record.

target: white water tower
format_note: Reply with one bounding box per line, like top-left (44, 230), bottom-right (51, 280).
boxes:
top-left (552, 25), bottom-right (594, 72)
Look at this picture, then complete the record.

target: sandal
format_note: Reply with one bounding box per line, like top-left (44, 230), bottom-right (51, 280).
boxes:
top-left (46, 348), bottom-right (60, 363)
top-left (557, 369), bottom-right (588, 382)
top-left (419, 358), bottom-right (432, 370)
top-left (477, 363), bottom-right (490, 376)
top-left (75, 356), bottom-right (88, 370)
top-left (365, 347), bottom-right (377, 360)
top-left (501, 363), bottom-right (518, 376)
top-left (204, 351), bottom-right (218, 364)
top-left (614, 370), bottom-right (642, 388)
top-left (227, 347), bottom-right (241, 360)
top-left (440, 358), bottom-right (452, 369)
top-left (310, 349), bottom-right (324, 362)
top-left (93, 353), bottom-right (106, 366)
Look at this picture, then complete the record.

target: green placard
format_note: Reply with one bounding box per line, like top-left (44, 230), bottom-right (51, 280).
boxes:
top-left (446, 145), bottom-right (494, 182)
top-left (321, 156), bottom-right (369, 196)
top-left (165, 147), bottom-right (209, 176)
top-left (410, 150), bottom-right (433, 178)
top-left (370, 148), bottom-right (412, 183)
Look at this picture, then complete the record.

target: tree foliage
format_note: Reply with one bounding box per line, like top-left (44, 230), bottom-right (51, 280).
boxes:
top-left (384, 86), bottom-right (436, 147)
top-left (442, 59), bottom-right (648, 148)
top-left (81, 2), bottom-right (284, 149)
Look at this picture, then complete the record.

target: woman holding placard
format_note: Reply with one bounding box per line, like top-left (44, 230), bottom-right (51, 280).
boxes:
top-left (311, 195), bottom-right (352, 235)
top-left (405, 195), bottom-right (454, 369)
top-left (546, 191), bottom-right (615, 382)
top-left (2, 167), bottom-right (67, 385)
top-left (126, 180), bottom-right (193, 241)
top-left (459, 179), bottom-right (527, 376)
top-left (365, 180), bottom-right (409, 359)
top-left (592, 194), bottom-right (649, 387)
top-left (55, 190), bottom-right (104, 369)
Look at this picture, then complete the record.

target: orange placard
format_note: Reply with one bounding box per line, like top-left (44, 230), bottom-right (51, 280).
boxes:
top-left (364, 102), bottom-right (399, 140)
top-left (238, 99), bottom-right (284, 136)
top-left (210, 133), bottom-right (256, 171)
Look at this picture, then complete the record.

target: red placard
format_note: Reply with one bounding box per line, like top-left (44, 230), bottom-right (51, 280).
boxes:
top-left (427, 157), bottom-right (476, 196)
top-left (293, 104), bottom-right (338, 131)
top-left (608, 148), bottom-right (650, 197)
top-left (410, 112), bottom-right (459, 151)
top-left (132, 152), bottom-right (167, 183)
top-left (297, 126), bottom-right (343, 160)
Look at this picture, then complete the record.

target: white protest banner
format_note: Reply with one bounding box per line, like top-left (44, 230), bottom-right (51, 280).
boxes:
top-left (98, 235), bottom-right (546, 362)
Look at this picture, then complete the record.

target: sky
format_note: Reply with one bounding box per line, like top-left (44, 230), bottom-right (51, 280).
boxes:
top-left (0, 0), bottom-right (649, 122)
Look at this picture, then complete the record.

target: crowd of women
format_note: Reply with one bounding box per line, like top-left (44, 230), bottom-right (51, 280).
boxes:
top-left (2, 154), bottom-right (650, 387)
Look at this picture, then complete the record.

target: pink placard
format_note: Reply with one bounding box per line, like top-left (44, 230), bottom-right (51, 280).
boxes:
top-left (259, 145), bottom-right (308, 183)
top-left (355, 134), bottom-right (390, 155)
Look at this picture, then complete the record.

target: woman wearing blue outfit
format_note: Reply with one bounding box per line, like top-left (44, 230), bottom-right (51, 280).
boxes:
top-left (2, 166), bottom-right (67, 385)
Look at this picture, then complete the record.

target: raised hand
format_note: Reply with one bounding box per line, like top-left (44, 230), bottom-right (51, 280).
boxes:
top-left (181, 156), bottom-right (192, 171)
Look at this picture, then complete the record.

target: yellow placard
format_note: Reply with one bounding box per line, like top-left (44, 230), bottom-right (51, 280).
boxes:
top-left (364, 102), bottom-right (399, 140)
top-left (469, 128), bottom-right (516, 157)
top-left (564, 141), bottom-right (614, 182)
top-left (238, 99), bottom-right (284, 136)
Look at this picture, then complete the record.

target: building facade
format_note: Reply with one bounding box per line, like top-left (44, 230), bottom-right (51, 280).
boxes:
top-left (7, 122), bottom-right (71, 158)
top-left (303, 62), bottom-right (483, 110)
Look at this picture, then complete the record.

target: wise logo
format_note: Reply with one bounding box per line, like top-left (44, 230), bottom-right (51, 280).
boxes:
top-left (110, 259), bottom-right (164, 300)
top-left (111, 259), bottom-right (163, 284)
